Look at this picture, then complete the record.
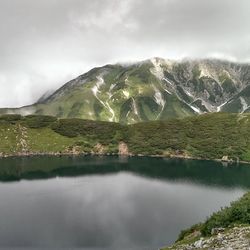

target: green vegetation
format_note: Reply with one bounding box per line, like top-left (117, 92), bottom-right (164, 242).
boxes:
top-left (127, 112), bottom-right (250, 161)
top-left (0, 114), bottom-right (22, 123)
top-left (172, 191), bottom-right (250, 247)
top-left (1, 113), bottom-right (250, 162)
top-left (22, 115), bottom-right (57, 128)
top-left (51, 118), bottom-right (125, 144)
top-left (201, 192), bottom-right (250, 236)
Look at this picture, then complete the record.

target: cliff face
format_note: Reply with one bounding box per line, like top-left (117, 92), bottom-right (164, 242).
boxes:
top-left (1, 58), bottom-right (250, 124)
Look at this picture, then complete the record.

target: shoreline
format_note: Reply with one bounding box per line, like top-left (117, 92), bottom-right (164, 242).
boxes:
top-left (0, 151), bottom-right (249, 166)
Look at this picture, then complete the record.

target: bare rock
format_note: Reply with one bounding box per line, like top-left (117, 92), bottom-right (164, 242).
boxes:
top-left (118, 141), bottom-right (129, 156)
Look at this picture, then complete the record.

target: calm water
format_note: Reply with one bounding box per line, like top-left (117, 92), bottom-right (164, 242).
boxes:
top-left (0, 156), bottom-right (249, 250)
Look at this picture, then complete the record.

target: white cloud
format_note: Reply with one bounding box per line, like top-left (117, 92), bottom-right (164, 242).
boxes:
top-left (0, 0), bottom-right (249, 107)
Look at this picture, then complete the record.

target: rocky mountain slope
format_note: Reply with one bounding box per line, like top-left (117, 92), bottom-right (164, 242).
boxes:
top-left (1, 58), bottom-right (250, 123)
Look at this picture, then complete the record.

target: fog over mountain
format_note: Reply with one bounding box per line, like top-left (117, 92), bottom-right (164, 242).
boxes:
top-left (0, 0), bottom-right (250, 107)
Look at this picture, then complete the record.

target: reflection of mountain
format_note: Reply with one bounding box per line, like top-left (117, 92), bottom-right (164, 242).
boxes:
top-left (1, 156), bottom-right (250, 188)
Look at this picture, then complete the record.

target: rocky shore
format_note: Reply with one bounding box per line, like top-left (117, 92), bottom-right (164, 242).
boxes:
top-left (162, 226), bottom-right (250, 250)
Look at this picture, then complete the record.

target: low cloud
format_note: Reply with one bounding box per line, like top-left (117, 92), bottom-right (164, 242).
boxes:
top-left (0, 0), bottom-right (249, 107)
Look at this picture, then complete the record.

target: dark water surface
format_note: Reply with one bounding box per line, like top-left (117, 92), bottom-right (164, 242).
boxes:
top-left (0, 156), bottom-right (249, 250)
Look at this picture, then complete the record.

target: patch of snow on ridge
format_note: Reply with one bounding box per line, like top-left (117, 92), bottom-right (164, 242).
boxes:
top-left (126, 110), bottom-right (130, 118)
top-left (92, 75), bottom-right (115, 122)
top-left (185, 89), bottom-right (194, 97)
top-left (163, 77), bottom-right (174, 87)
top-left (153, 85), bottom-right (165, 107)
top-left (109, 83), bottom-right (116, 91)
top-left (123, 90), bottom-right (130, 98)
top-left (163, 88), bottom-right (172, 95)
top-left (240, 97), bottom-right (249, 114)
top-left (92, 76), bottom-right (105, 96)
top-left (150, 58), bottom-right (164, 80)
top-left (162, 77), bottom-right (174, 94)
top-left (91, 76), bottom-right (104, 97)
top-left (190, 105), bottom-right (201, 114)
top-left (152, 85), bottom-right (166, 119)
top-left (132, 98), bottom-right (140, 118)
top-left (105, 101), bottom-right (115, 122)
top-left (217, 101), bottom-right (228, 112)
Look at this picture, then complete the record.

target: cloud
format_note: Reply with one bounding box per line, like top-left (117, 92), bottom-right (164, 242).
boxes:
top-left (0, 0), bottom-right (249, 107)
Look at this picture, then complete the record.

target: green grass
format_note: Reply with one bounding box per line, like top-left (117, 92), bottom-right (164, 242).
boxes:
top-left (173, 191), bottom-right (250, 243)
top-left (162, 192), bottom-right (250, 249)
top-left (127, 113), bottom-right (250, 160)
top-left (1, 113), bottom-right (250, 162)
top-left (200, 192), bottom-right (250, 236)
top-left (0, 122), bottom-right (19, 154)
top-left (26, 127), bottom-right (77, 153)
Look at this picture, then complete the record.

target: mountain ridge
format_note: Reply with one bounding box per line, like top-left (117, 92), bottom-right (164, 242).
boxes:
top-left (1, 57), bottom-right (250, 124)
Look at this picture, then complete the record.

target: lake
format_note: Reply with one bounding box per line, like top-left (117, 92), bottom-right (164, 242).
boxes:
top-left (0, 156), bottom-right (249, 250)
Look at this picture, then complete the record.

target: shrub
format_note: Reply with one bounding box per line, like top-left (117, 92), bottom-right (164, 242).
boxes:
top-left (201, 192), bottom-right (250, 236)
top-left (0, 114), bottom-right (22, 123)
top-left (22, 115), bottom-right (57, 128)
top-left (51, 118), bottom-right (126, 144)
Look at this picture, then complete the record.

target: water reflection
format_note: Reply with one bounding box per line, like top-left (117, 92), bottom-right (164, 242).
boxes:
top-left (0, 156), bottom-right (249, 249)
top-left (0, 156), bottom-right (250, 189)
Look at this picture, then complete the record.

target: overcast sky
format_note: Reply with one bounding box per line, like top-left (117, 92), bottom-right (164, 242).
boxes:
top-left (0, 0), bottom-right (250, 107)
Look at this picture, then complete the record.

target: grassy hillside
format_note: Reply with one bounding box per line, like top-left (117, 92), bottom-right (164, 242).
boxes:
top-left (177, 191), bottom-right (250, 240)
top-left (163, 191), bottom-right (250, 249)
top-left (128, 112), bottom-right (250, 161)
top-left (1, 113), bottom-right (250, 162)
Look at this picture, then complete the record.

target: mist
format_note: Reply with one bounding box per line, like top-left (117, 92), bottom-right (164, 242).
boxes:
top-left (0, 0), bottom-right (249, 107)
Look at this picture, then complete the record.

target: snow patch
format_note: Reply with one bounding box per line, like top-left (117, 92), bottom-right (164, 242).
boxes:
top-left (163, 77), bottom-right (174, 86)
top-left (185, 89), bottom-right (194, 97)
top-left (153, 86), bottom-right (165, 107)
top-left (150, 58), bottom-right (164, 79)
top-left (152, 85), bottom-right (166, 119)
top-left (240, 97), bottom-right (249, 114)
top-left (126, 110), bottom-right (130, 118)
top-left (109, 83), bottom-right (116, 91)
top-left (92, 75), bottom-right (115, 122)
top-left (190, 105), bottom-right (201, 114)
top-left (164, 88), bottom-right (172, 95)
top-left (123, 90), bottom-right (130, 98)
top-left (132, 98), bottom-right (139, 117)
top-left (92, 76), bottom-right (105, 96)
top-left (162, 78), bottom-right (174, 94)
top-left (217, 101), bottom-right (228, 112)
top-left (105, 101), bottom-right (115, 122)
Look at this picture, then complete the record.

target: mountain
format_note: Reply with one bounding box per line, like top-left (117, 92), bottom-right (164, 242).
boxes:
top-left (1, 57), bottom-right (250, 123)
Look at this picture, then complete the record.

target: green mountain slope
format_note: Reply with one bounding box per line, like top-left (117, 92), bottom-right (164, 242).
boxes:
top-left (1, 113), bottom-right (250, 162)
top-left (1, 58), bottom-right (250, 123)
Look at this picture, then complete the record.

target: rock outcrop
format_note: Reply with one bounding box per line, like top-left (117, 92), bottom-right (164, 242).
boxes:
top-left (118, 141), bottom-right (129, 156)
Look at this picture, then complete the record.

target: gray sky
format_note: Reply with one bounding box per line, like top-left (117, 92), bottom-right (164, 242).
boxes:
top-left (0, 0), bottom-right (250, 107)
